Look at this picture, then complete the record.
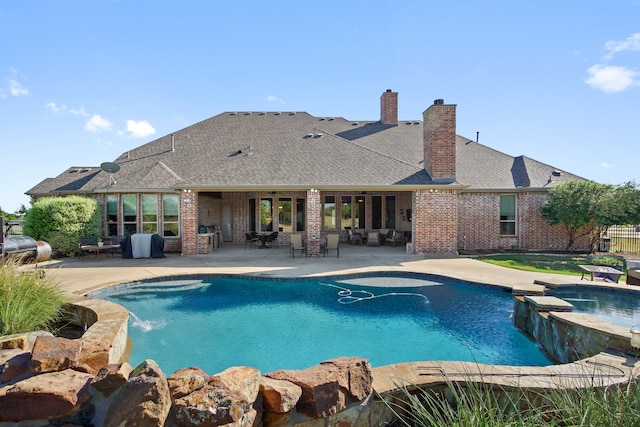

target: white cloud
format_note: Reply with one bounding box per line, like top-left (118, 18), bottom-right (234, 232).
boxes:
top-left (584, 64), bottom-right (639, 93)
top-left (45, 102), bottom-right (66, 114)
top-left (9, 78), bottom-right (28, 97)
top-left (600, 162), bottom-right (613, 169)
top-left (267, 95), bottom-right (285, 105)
top-left (603, 33), bottom-right (640, 61)
top-left (69, 107), bottom-right (89, 117)
top-left (85, 114), bottom-right (113, 132)
top-left (125, 119), bottom-right (156, 138)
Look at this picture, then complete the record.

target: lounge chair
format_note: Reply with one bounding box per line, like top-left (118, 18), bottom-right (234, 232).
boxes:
top-left (627, 260), bottom-right (640, 285)
top-left (290, 234), bottom-right (307, 258)
top-left (324, 233), bottom-right (340, 258)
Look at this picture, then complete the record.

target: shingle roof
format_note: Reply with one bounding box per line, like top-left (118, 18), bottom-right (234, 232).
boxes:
top-left (27, 111), bottom-right (584, 197)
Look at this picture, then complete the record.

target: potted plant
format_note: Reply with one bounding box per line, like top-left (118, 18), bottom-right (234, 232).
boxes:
top-left (97, 238), bottom-right (104, 248)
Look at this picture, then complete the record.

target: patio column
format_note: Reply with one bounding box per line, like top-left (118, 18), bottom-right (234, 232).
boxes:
top-left (306, 189), bottom-right (321, 241)
top-left (412, 189), bottom-right (458, 254)
top-left (181, 189), bottom-right (198, 256)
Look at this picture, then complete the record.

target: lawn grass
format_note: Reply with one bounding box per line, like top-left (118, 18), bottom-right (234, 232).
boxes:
top-left (476, 253), bottom-right (593, 276)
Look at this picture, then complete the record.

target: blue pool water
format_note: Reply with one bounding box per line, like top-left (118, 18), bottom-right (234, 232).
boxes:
top-left (547, 287), bottom-right (640, 327)
top-left (96, 274), bottom-right (551, 375)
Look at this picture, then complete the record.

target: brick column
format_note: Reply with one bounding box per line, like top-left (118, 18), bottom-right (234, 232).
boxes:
top-left (412, 189), bottom-right (458, 254)
top-left (306, 189), bottom-right (321, 241)
top-left (180, 190), bottom-right (198, 256)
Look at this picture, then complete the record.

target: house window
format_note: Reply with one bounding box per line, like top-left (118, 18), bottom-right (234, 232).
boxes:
top-left (248, 198), bottom-right (257, 232)
top-left (106, 195), bottom-right (118, 236)
top-left (162, 195), bottom-right (179, 237)
top-left (371, 195), bottom-right (395, 229)
top-left (324, 196), bottom-right (336, 230)
top-left (260, 198), bottom-right (273, 232)
top-left (278, 198), bottom-right (292, 233)
top-left (355, 194), bottom-right (366, 229)
top-left (141, 195), bottom-right (158, 234)
top-left (296, 198), bottom-right (306, 232)
top-left (385, 195), bottom-right (396, 229)
top-left (341, 196), bottom-right (352, 230)
top-left (500, 194), bottom-right (516, 236)
top-left (122, 195), bottom-right (137, 235)
top-left (372, 196), bottom-right (382, 229)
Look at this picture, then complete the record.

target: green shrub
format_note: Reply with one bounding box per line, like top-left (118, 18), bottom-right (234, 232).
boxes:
top-left (0, 260), bottom-right (67, 335)
top-left (591, 256), bottom-right (624, 267)
top-left (23, 196), bottom-right (102, 257)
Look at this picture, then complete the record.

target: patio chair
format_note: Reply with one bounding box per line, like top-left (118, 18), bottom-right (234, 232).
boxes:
top-left (267, 231), bottom-right (279, 248)
top-left (78, 235), bottom-right (99, 259)
top-left (245, 233), bottom-right (258, 249)
top-left (324, 233), bottom-right (340, 257)
top-left (347, 229), bottom-right (362, 245)
top-left (385, 230), bottom-right (404, 246)
top-left (290, 234), bottom-right (307, 258)
top-left (627, 260), bottom-right (640, 285)
top-left (367, 231), bottom-right (380, 246)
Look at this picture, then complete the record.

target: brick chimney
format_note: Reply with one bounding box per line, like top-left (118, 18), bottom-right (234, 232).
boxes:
top-left (380, 89), bottom-right (398, 125)
top-left (423, 99), bottom-right (456, 183)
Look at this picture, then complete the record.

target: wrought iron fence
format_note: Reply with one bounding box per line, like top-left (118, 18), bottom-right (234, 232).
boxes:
top-left (602, 225), bottom-right (640, 254)
top-left (2, 220), bottom-right (24, 237)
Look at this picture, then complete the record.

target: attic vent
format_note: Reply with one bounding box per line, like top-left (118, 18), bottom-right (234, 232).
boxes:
top-left (314, 132), bottom-right (323, 138)
top-left (319, 118), bottom-right (325, 121)
top-left (69, 170), bottom-right (78, 173)
top-left (551, 170), bottom-right (562, 177)
top-left (413, 121), bottom-right (420, 125)
top-left (305, 133), bottom-right (314, 138)
top-left (328, 117), bottom-right (334, 121)
top-left (289, 112), bottom-right (296, 115)
top-left (244, 112), bottom-right (252, 115)
top-left (352, 122), bottom-right (359, 126)
top-left (274, 112), bottom-right (281, 115)
top-left (230, 112), bottom-right (237, 115)
top-left (405, 122), bottom-right (412, 125)
top-left (259, 112), bottom-right (266, 115)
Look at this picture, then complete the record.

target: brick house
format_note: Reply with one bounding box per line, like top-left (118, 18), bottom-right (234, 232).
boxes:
top-left (27, 90), bottom-right (587, 255)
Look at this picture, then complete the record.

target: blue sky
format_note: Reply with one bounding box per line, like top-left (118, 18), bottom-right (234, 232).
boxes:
top-left (1, 1), bottom-right (639, 213)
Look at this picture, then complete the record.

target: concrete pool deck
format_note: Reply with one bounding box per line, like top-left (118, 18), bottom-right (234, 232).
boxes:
top-left (29, 244), bottom-right (640, 397)
top-left (34, 244), bottom-right (606, 295)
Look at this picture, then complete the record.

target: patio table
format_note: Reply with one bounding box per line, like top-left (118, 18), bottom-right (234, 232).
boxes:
top-left (578, 265), bottom-right (623, 283)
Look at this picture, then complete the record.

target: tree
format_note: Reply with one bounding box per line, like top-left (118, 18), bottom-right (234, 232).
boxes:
top-left (541, 180), bottom-right (640, 252)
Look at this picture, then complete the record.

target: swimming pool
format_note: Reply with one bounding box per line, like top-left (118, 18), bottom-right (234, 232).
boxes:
top-left (94, 273), bottom-right (551, 375)
top-left (547, 287), bottom-right (640, 327)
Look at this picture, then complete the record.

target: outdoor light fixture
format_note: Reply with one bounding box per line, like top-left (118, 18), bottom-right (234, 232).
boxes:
top-left (631, 325), bottom-right (640, 350)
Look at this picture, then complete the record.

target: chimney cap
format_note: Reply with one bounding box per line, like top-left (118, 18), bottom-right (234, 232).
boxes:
top-left (386, 89), bottom-right (392, 92)
top-left (434, 99), bottom-right (444, 105)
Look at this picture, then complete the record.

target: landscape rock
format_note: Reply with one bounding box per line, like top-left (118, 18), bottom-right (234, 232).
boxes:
top-left (91, 362), bottom-right (133, 396)
top-left (168, 366), bottom-right (209, 399)
top-left (259, 376), bottom-right (302, 413)
top-left (30, 335), bottom-right (82, 373)
top-left (173, 377), bottom-right (252, 427)
top-left (77, 334), bottom-right (113, 374)
top-left (0, 349), bottom-right (31, 384)
top-left (0, 368), bottom-right (93, 422)
top-left (265, 356), bottom-right (372, 418)
top-left (215, 366), bottom-right (261, 403)
top-left (0, 331), bottom-right (53, 351)
top-left (103, 359), bottom-right (172, 427)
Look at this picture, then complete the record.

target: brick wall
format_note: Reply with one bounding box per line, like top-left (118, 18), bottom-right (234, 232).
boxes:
top-left (423, 101), bottom-right (456, 182)
top-left (306, 189), bottom-right (321, 242)
top-left (457, 191), bottom-right (591, 252)
top-left (180, 191), bottom-right (198, 256)
top-left (412, 189), bottom-right (458, 253)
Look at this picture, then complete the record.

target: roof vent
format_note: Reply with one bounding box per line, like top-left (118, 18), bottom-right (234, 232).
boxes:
top-left (259, 112), bottom-right (266, 115)
top-left (274, 112), bottom-right (281, 115)
top-left (289, 112), bottom-right (296, 115)
top-left (551, 170), bottom-right (562, 177)
top-left (230, 112), bottom-right (237, 115)
top-left (352, 122), bottom-right (359, 126)
top-left (305, 133), bottom-right (314, 138)
top-left (244, 112), bottom-right (252, 115)
top-left (314, 132), bottom-right (323, 138)
top-left (319, 118), bottom-right (325, 121)
top-left (328, 117), bottom-right (334, 121)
